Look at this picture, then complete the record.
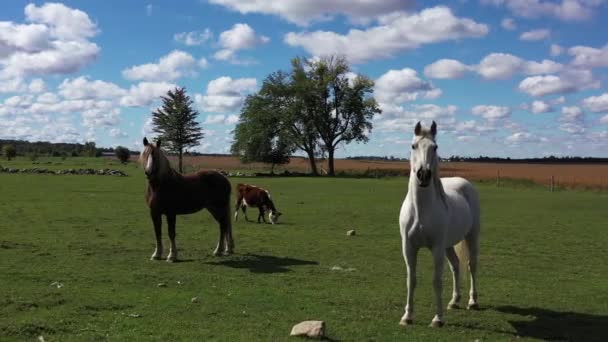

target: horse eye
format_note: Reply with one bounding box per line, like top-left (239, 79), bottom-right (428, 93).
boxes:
top-left (411, 144), bottom-right (417, 150)
top-left (433, 145), bottom-right (438, 151)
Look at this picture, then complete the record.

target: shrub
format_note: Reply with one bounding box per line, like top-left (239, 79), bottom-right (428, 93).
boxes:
top-left (114, 146), bottom-right (130, 164)
top-left (2, 145), bottom-right (16, 161)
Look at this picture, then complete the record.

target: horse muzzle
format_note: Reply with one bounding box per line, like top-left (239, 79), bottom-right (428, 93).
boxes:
top-left (416, 168), bottom-right (432, 187)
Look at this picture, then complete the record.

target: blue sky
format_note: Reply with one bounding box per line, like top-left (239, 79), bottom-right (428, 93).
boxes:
top-left (1, 1), bottom-right (607, 158)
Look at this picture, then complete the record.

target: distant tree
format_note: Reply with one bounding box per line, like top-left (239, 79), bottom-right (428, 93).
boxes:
top-left (82, 142), bottom-right (100, 157)
top-left (115, 146), bottom-right (130, 164)
top-left (2, 144), bottom-right (16, 160)
top-left (231, 92), bottom-right (293, 173)
top-left (151, 87), bottom-right (204, 173)
top-left (292, 55), bottom-right (381, 176)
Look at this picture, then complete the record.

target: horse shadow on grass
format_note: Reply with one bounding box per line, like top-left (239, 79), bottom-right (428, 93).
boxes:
top-left (205, 253), bottom-right (318, 273)
top-left (495, 305), bottom-right (608, 342)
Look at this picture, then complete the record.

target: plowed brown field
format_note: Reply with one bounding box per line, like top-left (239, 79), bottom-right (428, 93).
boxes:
top-left (135, 155), bottom-right (608, 188)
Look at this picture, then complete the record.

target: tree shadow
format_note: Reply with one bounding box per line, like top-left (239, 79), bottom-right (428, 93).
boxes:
top-left (496, 305), bottom-right (608, 342)
top-left (205, 253), bottom-right (318, 273)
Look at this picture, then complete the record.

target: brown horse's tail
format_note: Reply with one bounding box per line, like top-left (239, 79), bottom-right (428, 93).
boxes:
top-left (225, 181), bottom-right (235, 252)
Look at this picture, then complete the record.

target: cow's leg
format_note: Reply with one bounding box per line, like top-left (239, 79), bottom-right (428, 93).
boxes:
top-left (166, 213), bottom-right (178, 262)
top-left (234, 195), bottom-right (242, 221)
top-left (242, 205), bottom-right (249, 222)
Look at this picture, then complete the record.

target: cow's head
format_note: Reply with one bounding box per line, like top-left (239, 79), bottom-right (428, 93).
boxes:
top-left (268, 210), bottom-right (282, 224)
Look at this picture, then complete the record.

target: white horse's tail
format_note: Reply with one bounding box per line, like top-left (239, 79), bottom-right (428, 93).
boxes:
top-left (455, 239), bottom-right (469, 278)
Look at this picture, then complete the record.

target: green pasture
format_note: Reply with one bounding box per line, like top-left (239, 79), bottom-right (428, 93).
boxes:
top-left (1, 158), bottom-right (606, 341)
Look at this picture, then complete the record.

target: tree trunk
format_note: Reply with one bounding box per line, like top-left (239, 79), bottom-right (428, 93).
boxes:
top-left (178, 148), bottom-right (183, 173)
top-left (270, 163), bottom-right (275, 175)
top-left (327, 148), bottom-right (335, 176)
top-left (306, 150), bottom-right (319, 176)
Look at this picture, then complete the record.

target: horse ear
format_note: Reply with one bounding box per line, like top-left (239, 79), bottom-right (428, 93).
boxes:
top-left (143, 137), bottom-right (149, 146)
top-left (414, 121), bottom-right (422, 136)
top-left (430, 121), bottom-right (437, 136)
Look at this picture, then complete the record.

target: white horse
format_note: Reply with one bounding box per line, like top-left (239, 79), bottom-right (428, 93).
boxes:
top-left (399, 121), bottom-right (481, 328)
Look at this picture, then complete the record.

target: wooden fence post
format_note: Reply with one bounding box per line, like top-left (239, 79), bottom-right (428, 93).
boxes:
top-left (497, 170), bottom-right (500, 187)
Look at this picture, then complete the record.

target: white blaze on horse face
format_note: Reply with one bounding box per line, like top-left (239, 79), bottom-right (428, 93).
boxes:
top-left (411, 137), bottom-right (437, 173)
top-left (145, 152), bottom-right (153, 174)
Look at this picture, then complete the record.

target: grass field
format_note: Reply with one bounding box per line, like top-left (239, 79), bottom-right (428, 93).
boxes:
top-left (1, 158), bottom-right (607, 341)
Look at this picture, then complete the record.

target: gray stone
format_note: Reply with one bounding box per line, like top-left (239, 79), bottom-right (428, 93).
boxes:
top-left (290, 320), bottom-right (325, 339)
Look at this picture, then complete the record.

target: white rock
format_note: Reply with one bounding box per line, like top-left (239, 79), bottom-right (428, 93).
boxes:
top-left (290, 320), bottom-right (325, 339)
top-left (347, 230), bottom-right (356, 236)
top-left (191, 297), bottom-right (199, 303)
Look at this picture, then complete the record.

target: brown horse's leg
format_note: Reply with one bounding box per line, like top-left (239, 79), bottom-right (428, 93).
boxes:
top-left (150, 210), bottom-right (163, 260)
top-left (209, 206), bottom-right (227, 256)
top-left (166, 213), bottom-right (178, 262)
top-left (223, 203), bottom-right (235, 254)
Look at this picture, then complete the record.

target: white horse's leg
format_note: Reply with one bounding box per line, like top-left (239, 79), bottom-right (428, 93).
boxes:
top-left (466, 234), bottom-right (480, 310)
top-left (166, 214), bottom-right (178, 262)
top-left (445, 246), bottom-right (461, 309)
top-left (430, 246), bottom-right (446, 327)
top-left (399, 240), bottom-right (418, 326)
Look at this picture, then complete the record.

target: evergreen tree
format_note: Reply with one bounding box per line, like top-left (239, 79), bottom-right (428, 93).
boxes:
top-left (151, 87), bottom-right (203, 173)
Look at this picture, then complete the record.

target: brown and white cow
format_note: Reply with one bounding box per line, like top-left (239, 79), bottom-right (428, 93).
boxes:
top-left (234, 183), bottom-right (282, 224)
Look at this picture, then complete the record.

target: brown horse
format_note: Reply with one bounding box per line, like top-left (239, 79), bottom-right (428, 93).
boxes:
top-left (140, 137), bottom-right (234, 261)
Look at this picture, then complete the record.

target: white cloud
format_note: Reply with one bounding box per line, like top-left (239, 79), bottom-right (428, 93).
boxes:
top-left (550, 44), bottom-right (564, 57)
top-left (375, 68), bottom-right (440, 104)
top-left (423, 59), bottom-right (470, 79)
top-left (582, 93), bottom-right (608, 113)
top-left (561, 106), bottom-right (584, 122)
top-left (518, 69), bottom-right (599, 97)
top-left (475, 53), bottom-right (563, 80)
top-left (204, 114), bottom-right (228, 124)
top-left (198, 57), bottom-right (209, 68)
top-left (519, 29), bottom-right (550, 41)
top-left (82, 108), bottom-right (121, 128)
top-left (146, 4), bottom-right (153, 16)
top-left (600, 115), bottom-right (608, 124)
top-left (0, 3), bottom-right (100, 80)
top-left (196, 76), bottom-right (257, 113)
top-left (481, 0), bottom-right (604, 21)
top-left (122, 50), bottom-right (199, 81)
top-left (208, 0), bottom-right (414, 26)
top-left (28, 78), bottom-right (46, 93)
top-left (568, 44), bottom-right (608, 68)
top-left (284, 7), bottom-right (488, 64)
top-left (501, 17), bottom-right (517, 30)
top-left (472, 105), bottom-right (511, 120)
top-left (214, 23), bottom-right (269, 63)
top-left (109, 128), bottom-right (128, 138)
top-left (528, 100), bottom-right (553, 113)
top-left (120, 82), bottom-right (177, 107)
top-left (506, 131), bottom-right (546, 144)
top-left (374, 104), bottom-right (457, 132)
top-left (59, 76), bottom-right (126, 100)
top-left (174, 28), bottom-right (213, 46)
top-left (24, 3), bottom-right (98, 41)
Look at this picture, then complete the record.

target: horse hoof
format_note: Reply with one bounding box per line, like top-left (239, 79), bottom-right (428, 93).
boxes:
top-left (467, 303), bottom-right (480, 310)
top-left (399, 318), bottom-right (413, 326)
top-left (150, 255), bottom-right (162, 261)
top-left (166, 256), bottom-right (177, 263)
top-left (447, 303), bottom-right (460, 310)
top-left (429, 320), bottom-right (444, 328)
